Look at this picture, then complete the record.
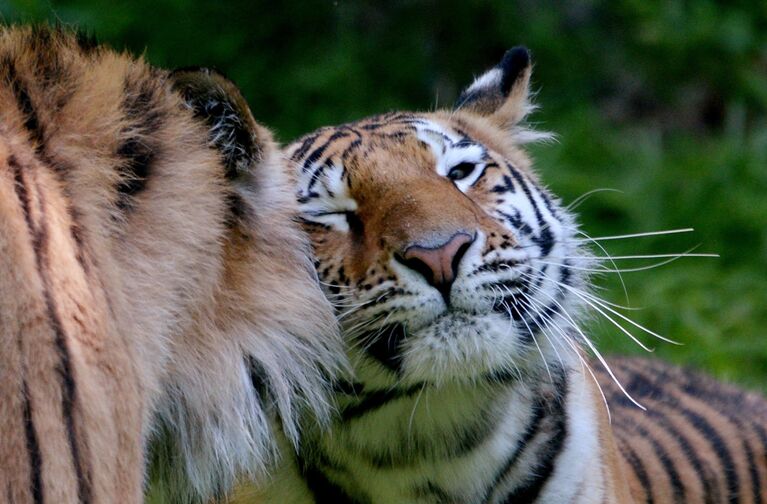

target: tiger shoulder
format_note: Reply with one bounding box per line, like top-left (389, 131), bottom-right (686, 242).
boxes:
top-left (0, 24), bottom-right (343, 503)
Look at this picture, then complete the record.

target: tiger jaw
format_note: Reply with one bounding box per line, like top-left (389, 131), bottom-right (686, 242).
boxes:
top-left (344, 264), bottom-right (574, 385)
top-left (384, 311), bottom-right (550, 384)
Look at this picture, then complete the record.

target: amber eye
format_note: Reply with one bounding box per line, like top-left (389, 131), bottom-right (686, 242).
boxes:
top-left (447, 162), bottom-right (476, 181)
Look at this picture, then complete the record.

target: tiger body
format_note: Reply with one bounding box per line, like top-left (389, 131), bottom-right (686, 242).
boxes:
top-left (235, 49), bottom-right (767, 503)
top-left (0, 26), bottom-right (342, 502)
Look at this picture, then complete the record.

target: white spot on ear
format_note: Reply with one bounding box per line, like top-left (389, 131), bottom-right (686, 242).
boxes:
top-left (466, 67), bottom-right (503, 94)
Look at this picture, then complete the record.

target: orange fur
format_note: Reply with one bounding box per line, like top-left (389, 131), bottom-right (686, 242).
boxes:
top-left (0, 25), bottom-right (342, 503)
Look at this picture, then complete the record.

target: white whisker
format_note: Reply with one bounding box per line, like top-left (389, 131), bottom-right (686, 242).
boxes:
top-left (520, 277), bottom-right (645, 410)
top-left (565, 188), bottom-right (623, 211)
top-left (576, 228), bottom-right (630, 305)
top-left (547, 252), bottom-right (718, 260)
top-left (574, 227), bottom-right (695, 242)
top-left (522, 270), bottom-right (655, 352)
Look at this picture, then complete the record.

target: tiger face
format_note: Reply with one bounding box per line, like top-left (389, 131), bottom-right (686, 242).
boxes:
top-left (290, 48), bottom-right (588, 387)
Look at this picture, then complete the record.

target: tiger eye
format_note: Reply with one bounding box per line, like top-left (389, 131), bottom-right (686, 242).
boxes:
top-left (447, 162), bottom-right (476, 181)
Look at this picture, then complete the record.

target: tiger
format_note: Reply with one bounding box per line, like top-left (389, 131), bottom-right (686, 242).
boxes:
top-left (232, 47), bottom-right (767, 503)
top-left (0, 25), bottom-right (344, 503)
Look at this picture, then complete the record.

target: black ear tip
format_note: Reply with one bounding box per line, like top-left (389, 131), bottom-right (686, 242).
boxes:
top-left (501, 47), bottom-right (530, 69)
top-left (498, 46), bottom-right (531, 95)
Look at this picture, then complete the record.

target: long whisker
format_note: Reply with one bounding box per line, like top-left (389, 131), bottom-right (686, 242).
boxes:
top-left (573, 228), bottom-right (695, 242)
top-left (498, 285), bottom-right (552, 382)
top-left (519, 292), bottom-right (612, 421)
top-left (407, 383), bottom-right (428, 443)
top-left (546, 252), bottom-right (719, 261)
top-left (522, 271), bottom-right (654, 352)
top-left (520, 276), bottom-right (644, 410)
top-left (318, 280), bottom-right (357, 291)
top-left (531, 257), bottom-right (712, 275)
top-left (565, 188), bottom-right (624, 211)
top-left (516, 293), bottom-right (568, 371)
top-left (576, 228), bottom-right (630, 305)
top-left (566, 284), bottom-right (682, 346)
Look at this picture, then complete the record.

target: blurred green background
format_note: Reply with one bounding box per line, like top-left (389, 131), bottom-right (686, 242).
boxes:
top-left (2, 1), bottom-right (765, 390)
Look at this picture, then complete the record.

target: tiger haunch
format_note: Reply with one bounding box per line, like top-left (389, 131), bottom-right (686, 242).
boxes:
top-left (234, 47), bottom-right (767, 503)
top-left (0, 25), bottom-right (343, 503)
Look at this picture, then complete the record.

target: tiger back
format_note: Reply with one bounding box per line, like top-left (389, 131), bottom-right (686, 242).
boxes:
top-left (0, 25), bottom-right (343, 502)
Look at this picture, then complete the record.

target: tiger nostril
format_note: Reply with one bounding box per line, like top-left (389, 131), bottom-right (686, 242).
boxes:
top-left (398, 232), bottom-right (476, 304)
top-left (397, 254), bottom-right (438, 287)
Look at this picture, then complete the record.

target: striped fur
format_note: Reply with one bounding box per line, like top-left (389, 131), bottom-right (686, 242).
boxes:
top-left (0, 25), bottom-right (343, 503)
top-left (233, 48), bottom-right (767, 503)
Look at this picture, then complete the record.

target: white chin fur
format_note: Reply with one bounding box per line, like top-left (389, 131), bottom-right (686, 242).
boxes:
top-left (399, 312), bottom-right (536, 385)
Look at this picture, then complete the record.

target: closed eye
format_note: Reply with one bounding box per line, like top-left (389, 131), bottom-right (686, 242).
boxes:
top-left (447, 162), bottom-right (477, 181)
top-left (303, 210), bottom-right (363, 234)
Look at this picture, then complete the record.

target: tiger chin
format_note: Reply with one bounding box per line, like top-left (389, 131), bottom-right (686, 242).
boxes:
top-left (233, 49), bottom-right (767, 503)
top-left (0, 25), bottom-right (345, 503)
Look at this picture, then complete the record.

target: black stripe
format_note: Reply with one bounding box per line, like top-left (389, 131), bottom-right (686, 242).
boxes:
top-left (115, 138), bottom-right (155, 206)
top-left (669, 368), bottom-right (765, 504)
top-left (340, 382), bottom-right (424, 421)
top-left (116, 74), bottom-right (164, 209)
top-left (12, 159), bottom-right (45, 504)
top-left (306, 159), bottom-right (334, 193)
top-left (491, 174), bottom-right (517, 194)
top-left (497, 209), bottom-right (534, 236)
top-left (413, 481), bottom-right (457, 503)
top-left (626, 369), bottom-right (740, 503)
top-left (12, 159), bottom-right (92, 503)
top-left (2, 57), bottom-right (44, 147)
top-left (246, 355), bottom-right (275, 408)
top-left (631, 423), bottom-right (685, 503)
top-left (290, 131), bottom-right (325, 162)
top-left (484, 403), bottom-right (543, 501)
top-left (500, 376), bottom-right (568, 503)
top-left (22, 377), bottom-right (44, 504)
top-left (468, 160), bottom-right (495, 189)
top-left (299, 457), bottom-right (363, 504)
top-left (300, 131), bottom-right (349, 172)
top-left (4, 60), bottom-right (89, 270)
top-left (484, 373), bottom-right (567, 502)
top-left (614, 403), bottom-right (719, 503)
top-left (340, 138), bottom-right (362, 161)
top-left (506, 162), bottom-right (556, 256)
top-left (675, 411), bottom-right (740, 502)
top-left (361, 323), bottom-right (407, 374)
top-left (618, 442), bottom-right (652, 504)
top-left (744, 440), bottom-right (762, 504)
top-left (29, 27), bottom-right (72, 93)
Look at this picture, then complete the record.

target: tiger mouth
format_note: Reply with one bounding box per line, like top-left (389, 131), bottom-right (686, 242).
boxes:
top-left (348, 273), bottom-right (544, 377)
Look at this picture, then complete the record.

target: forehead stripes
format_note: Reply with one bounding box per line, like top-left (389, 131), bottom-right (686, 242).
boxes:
top-left (292, 116), bottom-right (490, 208)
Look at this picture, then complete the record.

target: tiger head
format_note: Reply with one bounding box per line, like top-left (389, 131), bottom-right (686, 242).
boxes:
top-left (289, 48), bottom-right (589, 387)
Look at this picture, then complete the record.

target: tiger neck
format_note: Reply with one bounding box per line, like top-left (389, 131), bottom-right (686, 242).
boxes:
top-left (299, 362), bottom-right (616, 504)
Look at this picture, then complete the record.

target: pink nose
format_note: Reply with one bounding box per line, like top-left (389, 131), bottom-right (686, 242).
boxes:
top-left (399, 232), bottom-right (475, 302)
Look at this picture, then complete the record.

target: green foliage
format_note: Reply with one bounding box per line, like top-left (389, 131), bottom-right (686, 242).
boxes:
top-left (2, 0), bottom-right (765, 386)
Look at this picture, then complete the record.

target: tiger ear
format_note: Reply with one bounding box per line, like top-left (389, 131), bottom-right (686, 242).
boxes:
top-left (170, 67), bottom-right (264, 181)
top-left (454, 47), bottom-right (534, 130)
